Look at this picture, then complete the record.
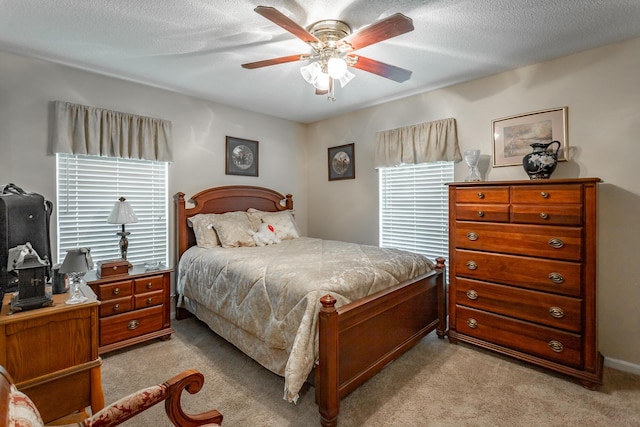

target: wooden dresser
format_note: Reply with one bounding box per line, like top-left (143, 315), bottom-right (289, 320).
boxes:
top-left (447, 178), bottom-right (603, 388)
top-left (0, 285), bottom-right (104, 423)
top-left (86, 266), bottom-right (174, 354)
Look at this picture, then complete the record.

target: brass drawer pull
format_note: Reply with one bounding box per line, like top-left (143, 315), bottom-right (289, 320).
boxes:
top-left (549, 307), bottom-right (565, 318)
top-left (466, 289), bottom-right (478, 300)
top-left (548, 272), bottom-right (565, 284)
top-left (477, 211), bottom-right (485, 217)
top-left (466, 261), bottom-right (478, 270)
top-left (540, 212), bottom-right (549, 219)
top-left (146, 282), bottom-right (153, 289)
top-left (113, 304), bottom-right (120, 312)
top-left (467, 232), bottom-right (478, 241)
top-left (477, 192), bottom-right (485, 199)
top-left (113, 287), bottom-right (120, 295)
top-left (128, 320), bottom-right (140, 330)
top-left (548, 340), bottom-right (564, 353)
top-left (147, 297), bottom-right (153, 305)
top-left (467, 318), bottom-right (478, 329)
top-left (548, 238), bottom-right (564, 249)
top-left (540, 191), bottom-right (549, 198)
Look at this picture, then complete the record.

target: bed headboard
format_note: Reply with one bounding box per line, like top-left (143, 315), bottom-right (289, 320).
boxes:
top-left (174, 185), bottom-right (293, 260)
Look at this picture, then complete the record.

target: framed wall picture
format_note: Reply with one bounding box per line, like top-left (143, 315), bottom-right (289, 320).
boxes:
top-left (328, 143), bottom-right (355, 181)
top-left (226, 136), bottom-right (258, 177)
top-left (492, 107), bottom-right (568, 167)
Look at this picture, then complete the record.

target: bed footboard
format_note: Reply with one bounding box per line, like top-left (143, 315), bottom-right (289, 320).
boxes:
top-left (316, 258), bottom-right (446, 427)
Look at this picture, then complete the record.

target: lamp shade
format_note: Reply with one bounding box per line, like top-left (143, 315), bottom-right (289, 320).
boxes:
top-left (107, 197), bottom-right (138, 225)
top-left (59, 247), bottom-right (94, 274)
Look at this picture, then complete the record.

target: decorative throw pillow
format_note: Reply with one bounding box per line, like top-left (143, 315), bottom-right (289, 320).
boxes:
top-left (8, 384), bottom-right (44, 427)
top-left (248, 209), bottom-right (300, 241)
top-left (188, 214), bottom-right (220, 248)
top-left (209, 212), bottom-right (257, 248)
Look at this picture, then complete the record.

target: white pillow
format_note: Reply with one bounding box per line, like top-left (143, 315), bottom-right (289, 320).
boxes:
top-left (209, 211), bottom-right (257, 248)
top-left (247, 208), bottom-right (300, 241)
top-left (188, 214), bottom-right (220, 248)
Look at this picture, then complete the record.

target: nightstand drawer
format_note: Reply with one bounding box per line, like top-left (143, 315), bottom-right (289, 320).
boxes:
top-left (511, 204), bottom-right (583, 226)
top-left (93, 281), bottom-right (133, 301)
top-left (455, 306), bottom-right (582, 368)
top-left (455, 278), bottom-right (582, 332)
top-left (99, 305), bottom-right (163, 346)
top-left (511, 184), bottom-right (582, 204)
top-left (134, 275), bottom-right (164, 294)
top-left (99, 296), bottom-right (133, 317)
top-left (456, 204), bottom-right (510, 222)
top-left (134, 290), bottom-right (164, 309)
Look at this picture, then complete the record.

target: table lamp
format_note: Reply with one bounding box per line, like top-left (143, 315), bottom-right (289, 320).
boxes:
top-left (59, 247), bottom-right (93, 304)
top-left (107, 197), bottom-right (138, 266)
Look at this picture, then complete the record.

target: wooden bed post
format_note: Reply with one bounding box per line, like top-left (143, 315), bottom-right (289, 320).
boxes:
top-left (316, 294), bottom-right (339, 427)
top-left (173, 192), bottom-right (191, 320)
top-left (435, 257), bottom-right (447, 339)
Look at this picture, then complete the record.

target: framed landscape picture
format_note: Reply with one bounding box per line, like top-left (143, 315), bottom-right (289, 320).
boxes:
top-left (226, 136), bottom-right (258, 177)
top-left (492, 107), bottom-right (568, 167)
top-left (328, 143), bottom-right (355, 181)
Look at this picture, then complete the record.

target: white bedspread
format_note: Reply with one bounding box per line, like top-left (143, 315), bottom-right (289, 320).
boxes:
top-left (177, 236), bottom-right (435, 402)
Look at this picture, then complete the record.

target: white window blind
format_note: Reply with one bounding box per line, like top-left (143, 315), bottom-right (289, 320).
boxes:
top-left (379, 162), bottom-right (453, 264)
top-left (56, 153), bottom-right (168, 266)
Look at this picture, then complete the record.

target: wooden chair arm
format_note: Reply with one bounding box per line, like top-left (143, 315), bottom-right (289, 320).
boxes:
top-left (164, 369), bottom-right (223, 427)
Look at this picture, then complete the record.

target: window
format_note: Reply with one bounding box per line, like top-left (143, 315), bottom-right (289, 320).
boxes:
top-left (56, 153), bottom-right (168, 266)
top-left (379, 162), bottom-right (453, 264)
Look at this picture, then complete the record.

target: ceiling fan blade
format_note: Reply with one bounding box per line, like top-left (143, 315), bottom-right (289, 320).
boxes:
top-left (254, 6), bottom-right (323, 49)
top-left (350, 56), bottom-right (412, 82)
top-left (241, 54), bottom-right (306, 69)
top-left (315, 88), bottom-right (328, 95)
top-left (338, 13), bottom-right (414, 52)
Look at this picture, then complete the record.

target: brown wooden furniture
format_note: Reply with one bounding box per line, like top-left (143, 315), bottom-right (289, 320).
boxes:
top-left (0, 365), bottom-right (223, 426)
top-left (0, 286), bottom-right (104, 423)
top-left (86, 266), bottom-right (174, 354)
top-left (448, 178), bottom-right (603, 388)
top-left (174, 185), bottom-right (447, 427)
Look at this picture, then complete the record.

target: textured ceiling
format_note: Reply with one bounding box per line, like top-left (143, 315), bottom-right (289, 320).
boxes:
top-left (1, 0), bottom-right (639, 123)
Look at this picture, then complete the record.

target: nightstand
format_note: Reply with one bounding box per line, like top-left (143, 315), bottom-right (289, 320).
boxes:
top-left (0, 285), bottom-right (104, 424)
top-left (86, 265), bottom-right (174, 354)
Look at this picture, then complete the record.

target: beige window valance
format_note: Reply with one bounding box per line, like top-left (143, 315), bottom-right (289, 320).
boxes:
top-left (50, 101), bottom-right (172, 162)
top-left (374, 118), bottom-right (461, 168)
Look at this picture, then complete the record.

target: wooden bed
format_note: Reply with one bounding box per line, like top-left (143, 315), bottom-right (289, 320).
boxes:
top-left (174, 185), bottom-right (447, 427)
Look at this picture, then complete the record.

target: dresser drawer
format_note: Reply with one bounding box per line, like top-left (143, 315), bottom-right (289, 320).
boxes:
top-left (454, 249), bottom-right (582, 297)
top-left (455, 221), bottom-right (582, 261)
top-left (92, 281), bottom-right (133, 301)
top-left (99, 296), bottom-right (133, 317)
top-left (456, 204), bottom-right (510, 222)
top-left (455, 278), bottom-right (582, 332)
top-left (511, 184), bottom-right (582, 204)
top-left (99, 305), bottom-right (163, 346)
top-left (134, 290), bottom-right (164, 309)
top-left (511, 204), bottom-right (583, 226)
top-left (134, 275), bottom-right (164, 294)
top-left (455, 186), bottom-right (509, 203)
top-left (455, 306), bottom-right (582, 368)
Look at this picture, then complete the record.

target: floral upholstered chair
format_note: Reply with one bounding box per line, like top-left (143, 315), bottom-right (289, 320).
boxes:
top-left (0, 365), bottom-right (222, 427)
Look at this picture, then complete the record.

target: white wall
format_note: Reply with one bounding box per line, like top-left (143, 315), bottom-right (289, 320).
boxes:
top-left (0, 51), bottom-right (308, 267)
top-left (306, 37), bottom-right (640, 370)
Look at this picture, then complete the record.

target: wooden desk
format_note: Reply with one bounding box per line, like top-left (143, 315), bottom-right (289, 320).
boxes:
top-left (0, 285), bottom-right (104, 423)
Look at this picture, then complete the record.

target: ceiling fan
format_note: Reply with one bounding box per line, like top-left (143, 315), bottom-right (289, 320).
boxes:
top-left (241, 6), bottom-right (414, 101)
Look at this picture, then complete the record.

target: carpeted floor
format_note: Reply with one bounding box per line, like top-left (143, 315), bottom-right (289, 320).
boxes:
top-left (100, 317), bottom-right (640, 427)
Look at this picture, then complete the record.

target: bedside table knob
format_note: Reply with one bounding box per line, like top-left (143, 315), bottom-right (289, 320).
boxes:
top-left (549, 307), bottom-right (565, 319)
top-left (466, 318), bottom-right (478, 329)
top-left (466, 232), bottom-right (478, 241)
top-left (113, 288), bottom-right (120, 295)
top-left (466, 289), bottom-right (478, 300)
top-left (477, 211), bottom-right (485, 217)
top-left (146, 282), bottom-right (153, 289)
top-left (466, 261), bottom-right (478, 271)
top-left (540, 212), bottom-right (549, 219)
top-left (548, 272), bottom-right (564, 284)
top-left (147, 298), bottom-right (153, 305)
top-left (548, 238), bottom-right (564, 249)
top-left (540, 191), bottom-right (549, 198)
top-left (477, 192), bottom-right (485, 199)
top-left (113, 304), bottom-right (120, 312)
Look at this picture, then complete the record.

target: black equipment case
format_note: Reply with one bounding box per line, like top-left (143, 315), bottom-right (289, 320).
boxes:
top-left (0, 183), bottom-right (53, 294)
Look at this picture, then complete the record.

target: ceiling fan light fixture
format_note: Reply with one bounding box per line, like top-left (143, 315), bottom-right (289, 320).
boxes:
top-left (300, 61), bottom-right (321, 84)
top-left (313, 71), bottom-right (331, 91)
top-left (338, 69), bottom-right (355, 88)
top-left (327, 57), bottom-right (347, 79)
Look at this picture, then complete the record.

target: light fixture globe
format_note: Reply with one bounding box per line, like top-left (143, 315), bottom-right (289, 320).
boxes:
top-left (314, 72), bottom-right (331, 91)
top-left (327, 57), bottom-right (347, 79)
